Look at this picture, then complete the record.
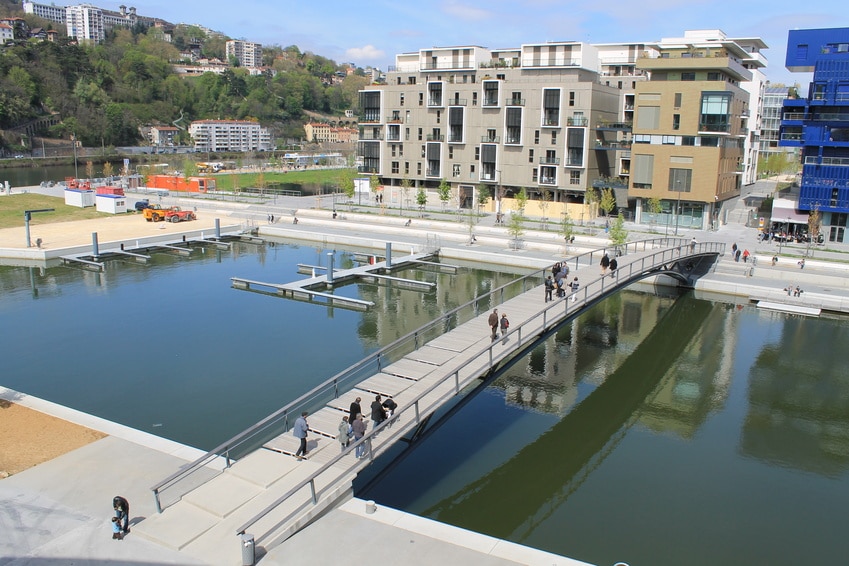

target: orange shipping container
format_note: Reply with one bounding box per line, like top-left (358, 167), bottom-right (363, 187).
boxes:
top-left (146, 175), bottom-right (216, 193)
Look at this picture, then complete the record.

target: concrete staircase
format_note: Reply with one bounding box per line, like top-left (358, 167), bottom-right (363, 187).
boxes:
top-left (132, 447), bottom-right (355, 565)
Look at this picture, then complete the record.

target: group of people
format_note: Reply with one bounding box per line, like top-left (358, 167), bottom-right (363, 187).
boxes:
top-left (785, 285), bottom-right (804, 297)
top-left (731, 243), bottom-right (751, 263)
top-left (111, 496), bottom-right (129, 540)
top-left (487, 308), bottom-right (510, 340)
top-left (340, 395), bottom-right (398, 458)
top-left (599, 252), bottom-right (618, 277)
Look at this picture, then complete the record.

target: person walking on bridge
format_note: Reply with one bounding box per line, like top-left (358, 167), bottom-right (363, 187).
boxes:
top-left (349, 396), bottom-right (362, 423)
top-left (600, 253), bottom-right (610, 275)
top-left (371, 394), bottom-right (387, 432)
top-left (545, 276), bottom-right (554, 302)
top-left (488, 309), bottom-right (499, 340)
top-left (690, 237), bottom-right (697, 253)
top-left (609, 257), bottom-right (618, 277)
top-left (293, 412), bottom-right (309, 460)
top-left (352, 413), bottom-right (367, 459)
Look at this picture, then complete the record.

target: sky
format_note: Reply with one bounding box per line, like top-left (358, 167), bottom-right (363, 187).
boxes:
top-left (98, 0), bottom-right (847, 89)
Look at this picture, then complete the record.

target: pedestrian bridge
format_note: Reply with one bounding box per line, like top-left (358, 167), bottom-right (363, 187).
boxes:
top-left (135, 237), bottom-right (723, 564)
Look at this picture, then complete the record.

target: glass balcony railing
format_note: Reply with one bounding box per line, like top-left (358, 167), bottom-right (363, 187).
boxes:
top-left (567, 117), bottom-right (589, 126)
top-left (426, 134), bottom-right (445, 142)
top-left (481, 135), bottom-right (500, 143)
top-left (506, 98), bottom-right (525, 106)
top-left (539, 157), bottom-right (560, 165)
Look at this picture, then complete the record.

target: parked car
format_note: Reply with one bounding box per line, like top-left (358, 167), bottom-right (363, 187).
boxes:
top-left (134, 200), bottom-right (150, 211)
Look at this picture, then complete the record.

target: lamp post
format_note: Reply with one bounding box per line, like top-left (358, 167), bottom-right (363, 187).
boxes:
top-left (674, 179), bottom-right (682, 236)
top-left (24, 208), bottom-right (55, 248)
top-left (71, 133), bottom-right (78, 180)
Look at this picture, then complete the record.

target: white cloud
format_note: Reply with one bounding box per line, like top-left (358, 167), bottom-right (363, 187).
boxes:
top-left (441, 1), bottom-right (492, 21)
top-left (346, 45), bottom-right (386, 62)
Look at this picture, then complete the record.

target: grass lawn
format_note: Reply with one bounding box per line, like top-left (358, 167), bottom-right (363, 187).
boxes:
top-left (213, 168), bottom-right (348, 191)
top-left (0, 194), bottom-right (111, 229)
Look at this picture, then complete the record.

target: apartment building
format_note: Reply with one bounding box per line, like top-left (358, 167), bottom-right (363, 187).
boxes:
top-left (22, 1), bottom-right (67, 24)
top-left (759, 85), bottom-right (791, 155)
top-left (65, 4), bottom-right (104, 43)
top-left (780, 27), bottom-right (849, 243)
top-left (629, 31), bottom-right (760, 231)
top-left (358, 43), bottom-right (625, 215)
top-left (226, 40), bottom-right (263, 68)
top-left (0, 23), bottom-right (13, 44)
top-left (188, 120), bottom-right (272, 152)
top-left (149, 126), bottom-right (180, 147)
top-left (304, 122), bottom-right (331, 142)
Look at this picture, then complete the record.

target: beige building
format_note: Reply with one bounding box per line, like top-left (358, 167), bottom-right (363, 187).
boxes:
top-left (304, 122), bottom-right (331, 142)
top-left (630, 32), bottom-right (758, 231)
top-left (226, 39), bottom-right (263, 68)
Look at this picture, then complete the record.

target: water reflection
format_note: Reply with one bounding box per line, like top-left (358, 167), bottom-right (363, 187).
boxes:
top-left (743, 313), bottom-right (849, 476)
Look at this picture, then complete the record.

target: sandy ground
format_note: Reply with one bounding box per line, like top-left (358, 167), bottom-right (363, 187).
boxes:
top-left (0, 213), bottom-right (231, 250)
top-left (0, 400), bottom-right (106, 477)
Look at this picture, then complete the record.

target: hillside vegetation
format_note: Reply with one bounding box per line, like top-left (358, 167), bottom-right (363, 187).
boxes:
top-left (0, 4), bottom-right (369, 150)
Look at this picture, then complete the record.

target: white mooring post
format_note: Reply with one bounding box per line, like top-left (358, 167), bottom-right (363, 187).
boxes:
top-left (327, 252), bottom-right (335, 284)
top-left (385, 243), bottom-right (392, 268)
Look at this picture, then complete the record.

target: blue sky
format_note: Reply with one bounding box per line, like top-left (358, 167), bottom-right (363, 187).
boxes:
top-left (101, 0), bottom-right (845, 88)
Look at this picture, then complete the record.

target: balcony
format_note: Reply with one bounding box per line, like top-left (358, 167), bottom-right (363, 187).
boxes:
top-left (422, 61), bottom-right (474, 71)
top-left (359, 132), bottom-right (383, 141)
top-left (813, 112), bottom-right (849, 121)
top-left (783, 112), bottom-right (807, 121)
top-left (543, 116), bottom-right (560, 127)
top-left (386, 132), bottom-right (401, 142)
top-left (448, 134), bottom-right (464, 143)
top-left (426, 167), bottom-right (441, 177)
top-left (592, 178), bottom-right (628, 189)
top-left (358, 114), bottom-right (382, 124)
top-left (593, 140), bottom-right (632, 150)
top-left (637, 54), bottom-right (752, 82)
top-left (539, 175), bottom-right (557, 186)
top-left (481, 135), bottom-right (500, 143)
top-left (698, 123), bottom-right (731, 133)
top-left (426, 134), bottom-right (445, 142)
top-left (504, 135), bottom-right (521, 145)
top-left (567, 117), bottom-right (589, 126)
top-left (482, 98), bottom-right (499, 107)
top-left (804, 156), bottom-right (849, 166)
top-left (427, 98), bottom-right (444, 107)
top-left (506, 98), bottom-right (525, 106)
top-left (539, 156), bottom-right (561, 165)
top-left (595, 121), bottom-right (632, 131)
top-left (448, 98), bottom-right (467, 106)
top-left (386, 114), bottom-right (404, 123)
top-left (480, 172), bottom-right (497, 182)
top-left (357, 166), bottom-right (378, 174)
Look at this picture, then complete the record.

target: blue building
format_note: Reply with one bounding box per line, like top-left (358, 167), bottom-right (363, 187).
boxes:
top-left (780, 28), bottom-right (849, 243)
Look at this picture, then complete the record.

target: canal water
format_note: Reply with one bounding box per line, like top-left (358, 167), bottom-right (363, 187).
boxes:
top-left (1, 240), bottom-right (847, 566)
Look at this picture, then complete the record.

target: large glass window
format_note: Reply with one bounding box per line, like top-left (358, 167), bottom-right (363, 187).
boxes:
top-left (668, 168), bottom-right (692, 192)
top-left (700, 92), bottom-right (731, 132)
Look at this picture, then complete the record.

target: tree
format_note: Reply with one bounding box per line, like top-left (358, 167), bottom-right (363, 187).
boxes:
top-left (646, 197), bottom-right (663, 231)
top-left (584, 187), bottom-right (598, 222)
top-left (600, 188), bottom-right (616, 217)
top-left (807, 202), bottom-right (822, 256)
top-left (476, 183), bottom-right (490, 214)
top-left (182, 158), bottom-right (197, 180)
top-left (400, 176), bottom-right (412, 216)
top-left (416, 186), bottom-right (427, 216)
top-left (437, 178), bottom-right (451, 212)
top-left (515, 187), bottom-right (528, 215)
top-left (559, 211), bottom-right (575, 245)
top-left (369, 174), bottom-right (380, 204)
top-left (102, 161), bottom-right (114, 178)
top-left (85, 160), bottom-right (94, 179)
top-left (507, 210), bottom-right (525, 249)
top-left (608, 213), bottom-right (629, 251)
top-left (339, 168), bottom-right (356, 206)
top-left (539, 189), bottom-right (552, 231)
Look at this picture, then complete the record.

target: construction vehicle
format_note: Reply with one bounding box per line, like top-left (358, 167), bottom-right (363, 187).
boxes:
top-left (143, 205), bottom-right (196, 223)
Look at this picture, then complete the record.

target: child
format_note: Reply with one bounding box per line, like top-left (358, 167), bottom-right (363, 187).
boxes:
top-left (111, 516), bottom-right (123, 540)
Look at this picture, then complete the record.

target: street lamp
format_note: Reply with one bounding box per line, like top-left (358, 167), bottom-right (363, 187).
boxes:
top-left (71, 133), bottom-right (78, 180)
top-left (674, 179), bottom-right (682, 236)
top-left (24, 208), bottom-right (55, 248)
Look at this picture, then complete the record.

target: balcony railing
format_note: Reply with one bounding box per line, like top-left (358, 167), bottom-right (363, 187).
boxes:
top-left (539, 157), bottom-right (560, 165)
top-left (426, 134), bottom-right (445, 142)
top-left (564, 157), bottom-right (584, 167)
top-left (783, 112), bottom-right (807, 121)
top-left (592, 179), bottom-right (628, 189)
top-left (386, 115), bottom-right (404, 123)
top-left (448, 135), bottom-right (464, 143)
top-left (539, 176), bottom-right (557, 185)
top-left (483, 98), bottom-right (499, 107)
top-left (543, 116), bottom-right (560, 127)
top-left (480, 173), bottom-right (497, 182)
top-left (804, 156), bottom-right (849, 166)
top-left (814, 112), bottom-right (849, 121)
top-left (506, 98), bottom-right (525, 106)
top-left (426, 167), bottom-right (441, 177)
top-left (386, 133), bottom-right (401, 141)
top-left (780, 133), bottom-right (803, 141)
top-left (427, 98), bottom-right (444, 107)
top-left (596, 121), bottom-right (632, 130)
top-left (698, 123), bottom-right (731, 133)
top-left (358, 114), bottom-right (382, 123)
top-left (505, 135), bottom-right (521, 144)
top-left (422, 61), bottom-right (474, 71)
top-left (481, 135), bottom-right (500, 143)
top-left (567, 117), bottom-right (588, 126)
top-left (359, 132), bottom-right (384, 141)
top-left (357, 166), bottom-right (378, 173)
top-left (449, 98), bottom-right (467, 106)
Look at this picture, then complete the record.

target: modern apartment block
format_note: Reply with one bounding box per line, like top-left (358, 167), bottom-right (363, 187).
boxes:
top-left (65, 4), bottom-right (104, 43)
top-left (226, 40), bottom-right (263, 68)
top-left (358, 43), bottom-right (626, 214)
top-left (188, 120), bottom-right (272, 152)
top-left (759, 85), bottom-right (791, 156)
top-left (780, 28), bottom-right (849, 243)
top-left (630, 31), bottom-right (762, 231)
top-left (359, 31), bottom-right (766, 227)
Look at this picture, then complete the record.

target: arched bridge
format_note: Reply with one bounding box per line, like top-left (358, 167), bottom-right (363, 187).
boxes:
top-left (137, 237), bottom-right (723, 564)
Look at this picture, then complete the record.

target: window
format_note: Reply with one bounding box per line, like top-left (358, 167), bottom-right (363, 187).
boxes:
top-left (551, 131), bottom-right (557, 144)
top-left (529, 149), bottom-right (534, 163)
top-left (421, 145), bottom-right (426, 157)
top-left (673, 114), bottom-right (680, 130)
top-left (674, 93), bottom-right (682, 108)
top-left (681, 72), bottom-right (696, 81)
top-left (419, 93), bottom-right (424, 106)
top-left (707, 72), bottom-right (721, 81)
top-left (505, 107), bottom-right (522, 144)
top-left (662, 135), bottom-right (676, 145)
top-left (668, 168), bottom-right (692, 192)
top-left (400, 93), bottom-right (405, 106)
top-left (483, 81), bottom-right (499, 106)
top-left (472, 92), bottom-right (478, 106)
top-left (408, 76), bottom-right (416, 85)
top-left (570, 170), bottom-right (580, 185)
top-left (391, 144), bottom-right (396, 157)
top-left (534, 130), bottom-right (540, 144)
top-left (399, 144), bottom-right (403, 156)
top-left (405, 162), bottom-right (410, 174)
top-left (637, 106), bottom-right (660, 130)
top-left (532, 168), bottom-right (538, 182)
top-left (475, 147), bottom-right (480, 161)
top-left (569, 91), bottom-right (575, 107)
top-left (418, 128), bottom-right (423, 141)
top-left (632, 154), bottom-right (654, 188)
top-left (543, 88), bottom-right (560, 126)
top-left (436, 110), bottom-right (441, 124)
top-left (417, 163), bottom-right (422, 175)
top-left (470, 164), bottom-right (475, 174)
top-left (391, 162), bottom-right (399, 174)
top-left (448, 146), bottom-right (454, 159)
top-left (453, 164), bottom-right (460, 177)
top-left (682, 136), bottom-right (696, 146)
top-left (405, 128), bottom-right (410, 141)
top-left (700, 92), bottom-right (731, 132)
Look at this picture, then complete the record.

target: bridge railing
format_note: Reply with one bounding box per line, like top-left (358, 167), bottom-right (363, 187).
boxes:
top-left (233, 239), bottom-right (724, 540)
top-left (149, 236), bottom-right (699, 512)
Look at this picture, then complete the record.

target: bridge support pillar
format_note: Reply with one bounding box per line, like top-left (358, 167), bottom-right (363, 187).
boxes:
top-left (385, 243), bottom-right (392, 268)
top-left (92, 232), bottom-right (99, 257)
top-left (327, 252), bottom-right (335, 284)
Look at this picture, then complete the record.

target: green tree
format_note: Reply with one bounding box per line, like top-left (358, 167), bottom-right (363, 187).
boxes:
top-left (539, 189), bottom-right (552, 230)
top-left (476, 183), bottom-right (490, 214)
top-left (416, 186), bottom-right (428, 216)
top-left (515, 187), bottom-right (528, 215)
top-left (400, 176), bottom-right (412, 216)
top-left (559, 211), bottom-right (575, 244)
top-left (102, 161), bottom-right (114, 178)
top-left (608, 213), bottom-right (628, 250)
top-left (507, 210), bottom-right (525, 248)
top-left (369, 174), bottom-right (380, 203)
top-left (646, 197), bottom-right (663, 231)
top-left (437, 178), bottom-right (451, 211)
top-left (600, 188), bottom-right (616, 217)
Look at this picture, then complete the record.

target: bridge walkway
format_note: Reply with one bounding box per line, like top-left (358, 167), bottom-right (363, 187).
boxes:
top-left (134, 238), bottom-right (722, 565)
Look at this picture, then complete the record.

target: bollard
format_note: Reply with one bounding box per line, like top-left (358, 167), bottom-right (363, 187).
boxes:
top-left (215, 219), bottom-right (221, 239)
top-left (365, 500), bottom-right (377, 514)
top-left (92, 232), bottom-right (99, 257)
top-left (385, 243), bottom-right (392, 268)
top-left (327, 252), bottom-right (335, 284)
top-left (240, 533), bottom-right (255, 566)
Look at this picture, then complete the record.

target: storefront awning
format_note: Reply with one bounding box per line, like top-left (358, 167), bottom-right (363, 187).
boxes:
top-left (771, 198), bottom-right (809, 225)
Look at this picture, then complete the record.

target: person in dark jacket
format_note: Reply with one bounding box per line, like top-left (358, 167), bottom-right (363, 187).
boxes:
top-left (348, 396), bottom-right (362, 423)
top-left (609, 257), bottom-right (618, 277)
top-left (113, 496), bottom-right (130, 534)
top-left (600, 253), bottom-right (610, 275)
top-left (370, 394), bottom-right (387, 431)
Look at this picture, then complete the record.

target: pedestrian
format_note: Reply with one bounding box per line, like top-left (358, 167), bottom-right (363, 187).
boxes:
top-left (338, 415), bottom-right (350, 452)
top-left (609, 257), bottom-right (618, 277)
top-left (382, 396), bottom-right (398, 428)
top-left (35, 237), bottom-right (42, 249)
top-left (732, 243), bottom-right (738, 256)
top-left (544, 276), bottom-right (554, 302)
top-left (293, 411), bottom-right (309, 460)
top-left (500, 313), bottom-right (510, 337)
top-left (404, 218), bottom-right (411, 227)
top-left (293, 216), bottom-right (299, 224)
top-left (570, 277), bottom-right (580, 302)
top-left (772, 255), bottom-right (778, 266)
top-left (690, 237), bottom-right (697, 253)
top-left (488, 308), bottom-right (499, 339)
top-left (113, 496), bottom-right (130, 534)
top-left (348, 396), bottom-right (362, 423)
top-left (600, 252), bottom-right (610, 275)
top-left (742, 249), bottom-right (750, 263)
top-left (352, 413), bottom-right (367, 458)
top-left (111, 516), bottom-right (123, 540)
top-left (798, 258), bottom-right (805, 269)
top-left (371, 394), bottom-right (387, 431)
top-left (735, 249), bottom-right (742, 262)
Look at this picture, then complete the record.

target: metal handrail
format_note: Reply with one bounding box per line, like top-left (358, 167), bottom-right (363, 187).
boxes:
top-left (234, 239), bottom-right (724, 537)
top-left (150, 236), bottom-right (702, 511)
